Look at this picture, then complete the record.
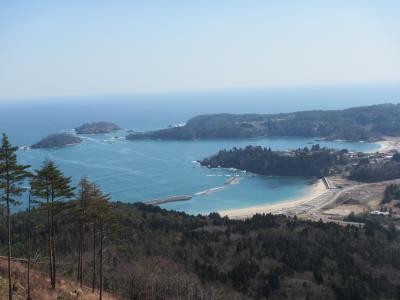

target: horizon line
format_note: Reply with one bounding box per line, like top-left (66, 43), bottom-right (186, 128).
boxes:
top-left (1, 80), bottom-right (400, 103)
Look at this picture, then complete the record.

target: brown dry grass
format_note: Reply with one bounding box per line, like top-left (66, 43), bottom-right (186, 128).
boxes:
top-left (0, 258), bottom-right (117, 300)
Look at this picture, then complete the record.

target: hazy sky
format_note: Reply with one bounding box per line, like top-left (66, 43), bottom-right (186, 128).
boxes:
top-left (1, 1), bottom-right (399, 99)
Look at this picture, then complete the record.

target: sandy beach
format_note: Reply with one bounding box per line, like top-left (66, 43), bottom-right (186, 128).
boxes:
top-left (219, 179), bottom-right (327, 219)
top-left (376, 137), bottom-right (400, 153)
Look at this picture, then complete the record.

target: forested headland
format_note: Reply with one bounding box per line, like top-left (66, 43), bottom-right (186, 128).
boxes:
top-left (199, 145), bottom-right (349, 177)
top-left (127, 103), bottom-right (400, 142)
top-left (200, 145), bottom-right (400, 184)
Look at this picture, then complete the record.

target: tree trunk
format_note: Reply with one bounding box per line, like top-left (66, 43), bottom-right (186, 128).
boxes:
top-left (78, 185), bottom-right (85, 287)
top-left (51, 192), bottom-right (56, 289)
top-left (27, 191), bottom-right (32, 300)
top-left (92, 223), bottom-right (96, 293)
top-left (5, 157), bottom-right (12, 300)
top-left (6, 191), bottom-right (12, 300)
top-left (77, 243), bottom-right (81, 282)
top-left (99, 220), bottom-right (103, 300)
top-left (47, 194), bottom-right (53, 288)
top-left (78, 223), bottom-right (83, 286)
top-left (81, 226), bottom-right (84, 284)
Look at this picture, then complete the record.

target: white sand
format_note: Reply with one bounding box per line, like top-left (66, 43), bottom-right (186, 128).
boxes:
top-left (219, 179), bottom-right (327, 219)
top-left (376, 137), bottom-right (400, 153)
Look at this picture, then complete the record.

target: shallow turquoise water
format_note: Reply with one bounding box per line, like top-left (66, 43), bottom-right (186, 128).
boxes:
top-left (0, 88), bottom-right (387, 214)
top-left (18, 132), bottom-right (379, 215)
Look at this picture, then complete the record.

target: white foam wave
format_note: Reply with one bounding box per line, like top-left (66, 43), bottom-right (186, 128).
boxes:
top-left (195, 186), bottom-right (224, 196)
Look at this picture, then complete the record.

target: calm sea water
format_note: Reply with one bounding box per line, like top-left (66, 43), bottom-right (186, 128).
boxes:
top-left (0, 84), bottom-right (392, 214)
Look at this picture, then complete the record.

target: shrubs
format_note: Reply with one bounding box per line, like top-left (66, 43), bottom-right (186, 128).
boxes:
top-left (382, 184), bottom-right (400, 204)
top-left (349, 161), bottom-right (400, 182)
top-left (2, 196), bottom-right (400, 299)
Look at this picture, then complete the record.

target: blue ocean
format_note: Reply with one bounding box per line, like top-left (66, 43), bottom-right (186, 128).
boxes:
top-left (1, 83), bottom-right (397, 214)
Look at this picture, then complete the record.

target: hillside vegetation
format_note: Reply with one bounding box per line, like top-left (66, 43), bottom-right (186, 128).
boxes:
top-left (2, 202), bottom-right (400, 300)
top-left (75, 122), bottom-right (121, 134)
top-left (200, 145), bottom-right (349, 177)
top-left (0, 258), bottom-right (115, 299)
top-left (127, 103), bottom-right (400, 141)
top-left (349, 157), bottom-right (400, 182)
top-left (31, 133), bottom-right (82, 149)
top-left (200, 145), bottom-right (400, 183)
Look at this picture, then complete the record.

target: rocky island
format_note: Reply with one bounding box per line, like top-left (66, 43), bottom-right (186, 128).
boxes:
top-left (126, 103), bottom-right (400, 142)
top-left (75, 121), bottom-right (121, 134)
top-left (31, 133), bottom-right (82, 149)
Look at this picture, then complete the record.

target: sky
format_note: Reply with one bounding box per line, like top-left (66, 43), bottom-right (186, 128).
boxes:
top-left (0, 1), bottom-right (400, 100)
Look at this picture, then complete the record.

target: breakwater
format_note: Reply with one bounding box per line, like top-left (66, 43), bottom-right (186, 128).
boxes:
top-left (143, 195), bottom-right (192, 205)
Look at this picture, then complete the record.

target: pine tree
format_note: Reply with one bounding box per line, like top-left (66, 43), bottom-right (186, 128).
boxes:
top-left (96, 199), bottom-right (118, 300)
top-left (0, 133), bottom-right (31, 300)
top-left (86, 183), bottom-right (118, 300)
top-left (30, 160), bottom-right (74, 289)
top-left (77, 177), bottom-right (91, 287)
top-left (27, 189), bottom-right (32, 300)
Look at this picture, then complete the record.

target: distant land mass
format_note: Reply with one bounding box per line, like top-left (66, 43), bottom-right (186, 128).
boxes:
top-left (31, 133), bottom-right (82, 149)
top-left (126, 103), bottom-right (400, 142)
top-left (75, 121), bottom-right (121, 134)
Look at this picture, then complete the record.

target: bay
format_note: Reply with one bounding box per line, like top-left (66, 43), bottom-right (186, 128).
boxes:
top-left (0, 84), bottom-right (388, 214)
top-left (18, 133), bottom-right (378, 215)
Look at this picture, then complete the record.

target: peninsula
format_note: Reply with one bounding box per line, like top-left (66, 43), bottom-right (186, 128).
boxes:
top-left (75, 121), bottom-right (121, 134)
top-left (200, 145), bottom-right (400, 183)
top-left (31, 133), bottom-right (82, 149)
top-left (200, 144), bottom-right (349, 177)
top-left (126, 103), bottom-right (400, 142)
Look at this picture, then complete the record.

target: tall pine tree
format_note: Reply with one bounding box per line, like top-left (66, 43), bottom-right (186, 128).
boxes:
top-left (86, 183), bottom-right (118, 300)
top-left (30, 160), bottom-right (74, 289)
top-left (76, 176), bottom-right (91, 287)
top-left (0, 134), bottom-right (31, 300)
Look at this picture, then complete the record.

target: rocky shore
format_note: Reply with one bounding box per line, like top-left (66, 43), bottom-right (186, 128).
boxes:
top-left (31, 133), bottom-right (82, 149)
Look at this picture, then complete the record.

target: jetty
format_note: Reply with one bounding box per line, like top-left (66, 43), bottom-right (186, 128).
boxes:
top-left (195, 186), bottom-right (224, 196)
top-left (322, 176), bottom-right (336, 189)
top-left (143, 195), bottom-right (192, 205)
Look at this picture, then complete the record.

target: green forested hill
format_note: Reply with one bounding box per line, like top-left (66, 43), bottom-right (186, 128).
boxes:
top-left (199, 145), bottom-right (349, 177)
top-left (2, 202), bottom-right (400, 300)
top-left (127, 103), bottom-right (400, 141)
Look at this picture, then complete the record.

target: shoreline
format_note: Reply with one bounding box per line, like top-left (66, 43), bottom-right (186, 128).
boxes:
top-left (376, 137), bottom-right (400, 153)
top-left (218, 179), bottom-right (327, 219)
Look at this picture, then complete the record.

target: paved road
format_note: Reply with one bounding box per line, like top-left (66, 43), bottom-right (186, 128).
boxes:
top-left (276, 177), bottom-right (400, 218)
top-left (229, 177), bottom-right (400, 222)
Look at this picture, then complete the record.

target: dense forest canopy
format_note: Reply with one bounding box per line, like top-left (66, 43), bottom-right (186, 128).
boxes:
top-left (2, 203), bottom-right (400, 300)
top-left (201, 146), bottom-right (400, 183)
top-left (200, 145), bottom-right (349, 177)
top-left (127, 103), bottom-right (400, 141)
top-left (349, 156), bottom-right (400, 182)
top-left (382, 184), bottom-right (400, 204)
